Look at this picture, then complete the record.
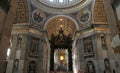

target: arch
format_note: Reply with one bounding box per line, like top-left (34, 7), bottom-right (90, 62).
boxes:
top-left (44, 15), bottom-right (79, 30)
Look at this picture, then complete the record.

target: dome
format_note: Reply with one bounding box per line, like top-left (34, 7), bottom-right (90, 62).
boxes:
top-left (30, 0), bottom-right (92, 14)
top-left (37, 0), bottom-right (84, 8)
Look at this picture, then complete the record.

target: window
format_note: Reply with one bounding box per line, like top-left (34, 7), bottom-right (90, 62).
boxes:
top-left (7, 48), bottom-right (11, 57)
top-left (59, 0), bottom-right (64, 3)
top-left (7, 48), bottom-right (11, 59)
top-left (69, 0), bottom-right (73, 1)
top-left (38, 0), bottom-right (85, 8)
top-left (49, 0), bottom-right (54, 2)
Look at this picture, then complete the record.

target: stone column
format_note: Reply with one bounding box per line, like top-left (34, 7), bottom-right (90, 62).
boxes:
top-left (106, 33), bottom-right (116, 71)
top-left (0, 0), bottom-right (17, 72)
top-left (76, 38), bottom-right (85, 72)
top-left (76, 30), bottom-right (100, 73)
top-left (95, 32), bottom-right (116, 73)
top-left (0, 7), bottom-right (8, 73)
top-left (38, 38), bottom-right (46, 72)
top-left (95, 32), bottom-right (106, 73)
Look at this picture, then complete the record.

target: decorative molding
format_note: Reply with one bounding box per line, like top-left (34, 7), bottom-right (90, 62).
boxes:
top-left (11, 24), bottom-right (45, 36)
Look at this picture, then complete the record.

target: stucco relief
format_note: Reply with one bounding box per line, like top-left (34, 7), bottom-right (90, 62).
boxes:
top-left (79, 10), bottom-right (90, 23)
top-left (32, 10), bottom-right (45, 24)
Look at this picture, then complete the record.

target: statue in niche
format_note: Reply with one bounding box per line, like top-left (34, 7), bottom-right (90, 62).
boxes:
top-left (101, 34), bottom-right (107, 50)
top-left (33, 11), bottom-right (43, 23)
top-left (28, 61), bottom-right (36, 73)
top-left (12, 59), bottom-right (19, 73)
top-left (104, 59), bottom-right (112, 73)
top-left (16, 34), bottom-right (22, 49)
top-left (83, 37), bottom-right (93, 54)
top-left (87, 61), bottom-right (95, 73)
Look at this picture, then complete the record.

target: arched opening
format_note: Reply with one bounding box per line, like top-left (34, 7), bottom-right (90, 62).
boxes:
top-left (45, 16), bottom-right (77, 72)
top-left (45, 15), bottom-right (78, 39)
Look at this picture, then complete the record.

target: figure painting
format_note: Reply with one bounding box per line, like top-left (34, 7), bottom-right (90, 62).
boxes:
top-left (33, 10), bottom-right (43, 23)
top-left (29, 37), bottom-right (39, 58)
top-left (83, 36), bottom-right (93, 55)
